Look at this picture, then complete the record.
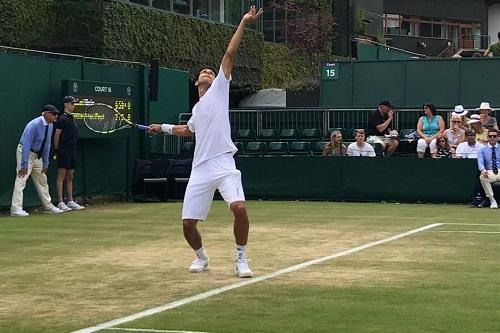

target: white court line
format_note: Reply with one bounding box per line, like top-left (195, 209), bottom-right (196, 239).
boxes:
top-left (438, 231), bottom-right (500, 234)
top-left (105, 328), bottom-right (211, 333)
top-left (442, 223), bottom-right (500, 226)
top-left (71, 223), bottom-right (442, 333)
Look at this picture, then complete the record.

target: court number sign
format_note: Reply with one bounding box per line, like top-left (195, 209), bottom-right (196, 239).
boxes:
top-left (322, 62), bottom-right (339, 80)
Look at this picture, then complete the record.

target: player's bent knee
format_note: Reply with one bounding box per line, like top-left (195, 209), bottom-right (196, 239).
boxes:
top-left (230, 201), bottom-right (246, 215)
top-left (183, 219), bottom-right (198, 228)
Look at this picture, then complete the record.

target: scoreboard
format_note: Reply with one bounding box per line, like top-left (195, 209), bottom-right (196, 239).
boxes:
top-left (61, 80), bottom-right (134, 138)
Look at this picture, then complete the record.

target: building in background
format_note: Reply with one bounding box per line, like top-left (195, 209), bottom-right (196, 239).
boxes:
top-left (356, 0), bottom-right (496, 57)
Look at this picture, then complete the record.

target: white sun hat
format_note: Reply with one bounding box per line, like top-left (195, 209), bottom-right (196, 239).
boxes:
top-left (476, 102), bottom-right (492, 111)
top-left (466, 114), bottom-right (481, 124)
top-left (451, 105), bottom-right (468, 116)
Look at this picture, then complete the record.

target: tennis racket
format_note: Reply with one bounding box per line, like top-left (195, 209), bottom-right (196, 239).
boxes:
top-left (84, 103), bottom-right (150, 134)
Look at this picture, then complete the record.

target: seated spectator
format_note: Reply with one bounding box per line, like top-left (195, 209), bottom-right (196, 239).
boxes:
top-left (435, 136), bottom-right (453, 158)
top-left (366, 100), bottom-right (399, 157)
top-left (455, 129), bottom-right (481, 159)
top-left (451, 105), bottom-right (470, 130)
top-left (346, 129), bottom-right (376, 157)
top-left (456, 129), bottom-right (486, 207)
top-left (322, 130), bottom-right (347, 156)
top-left (477, 129), bottom-right (500, 209)
top-left (416, 103), bottom-right (445, 158)
top-left (476, 102), bottom-right (499, 131)
top-left (443, 115), bottom-right (465, 154)
top-left (467, 114), bottom-right (488, 144)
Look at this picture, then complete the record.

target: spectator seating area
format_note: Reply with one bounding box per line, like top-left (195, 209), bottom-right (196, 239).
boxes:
top-left (176, 127), bottom-right (419, 157)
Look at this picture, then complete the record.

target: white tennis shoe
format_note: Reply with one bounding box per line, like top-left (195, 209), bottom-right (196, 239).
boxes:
top-left (235, 258), bottom-right (253, 278)
top-left (67, 201), bottom-right (85, 210)
top-left (11, 209), bottom-right (29, 217)
top-left (57, 202), bottom-right (72, 212)
top-left (45, 206), bottom-right (64, 214)
top-left (189, 257), bottom-right (209, 273)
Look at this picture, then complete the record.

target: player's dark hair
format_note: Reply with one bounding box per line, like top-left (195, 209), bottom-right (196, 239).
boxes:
top-left (195, 66), bottom-right (217, 81)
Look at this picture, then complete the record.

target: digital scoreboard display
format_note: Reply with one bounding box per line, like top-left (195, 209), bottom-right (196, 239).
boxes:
top-left (62, 80), bottom-right (134, 138)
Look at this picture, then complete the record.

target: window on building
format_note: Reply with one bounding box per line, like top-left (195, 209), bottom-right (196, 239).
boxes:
top-left (130, 0), bottom-right (151, 5)
top-left (173, 0), bottom-right (191, 15)
top-left (153, 0), bottom-right (171, 10)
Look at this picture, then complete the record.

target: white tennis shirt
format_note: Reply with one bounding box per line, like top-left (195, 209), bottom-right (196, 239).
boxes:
top-left (187, 66), bottom-right (237, 168)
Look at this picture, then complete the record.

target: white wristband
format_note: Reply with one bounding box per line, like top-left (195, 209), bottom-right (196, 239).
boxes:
top-left (161, 124), bottom-right (174, 135)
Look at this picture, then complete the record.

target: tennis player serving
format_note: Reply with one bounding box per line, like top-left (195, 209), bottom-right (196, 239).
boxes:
top-left (149, 5), bottom-right (263, 278)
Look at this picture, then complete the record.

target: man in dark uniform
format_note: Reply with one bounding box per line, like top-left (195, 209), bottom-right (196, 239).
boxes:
top-left (366, 100), bottom-right (399, 157)
top-left (54, 96), bottom-right (85, 211)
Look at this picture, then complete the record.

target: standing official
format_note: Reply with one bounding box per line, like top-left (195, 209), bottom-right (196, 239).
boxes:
top-left (54, 96), bottom-right (85, 211)
top-left (11, 105), bottom-right (64, 216)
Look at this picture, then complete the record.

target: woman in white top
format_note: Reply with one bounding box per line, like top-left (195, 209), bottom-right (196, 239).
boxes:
top-left (443, 115), bottom-right (465, 154)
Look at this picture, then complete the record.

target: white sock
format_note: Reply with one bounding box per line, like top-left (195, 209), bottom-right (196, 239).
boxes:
top-left (236, 244), bottom-right (247, 260)
top-left (195, 247), bottom-right (208, 259)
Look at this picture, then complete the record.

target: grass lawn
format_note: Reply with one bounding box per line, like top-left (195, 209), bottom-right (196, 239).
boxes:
top-left (0, 201), bottom-right (499, 333)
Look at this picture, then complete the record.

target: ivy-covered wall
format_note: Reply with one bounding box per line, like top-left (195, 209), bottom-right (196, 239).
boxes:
top-left (101, 1), bottom-right (262, 92)
top-left (0, 0), bottom-right (55, 49)
top-left (0, 0), bottom-right (333, 93)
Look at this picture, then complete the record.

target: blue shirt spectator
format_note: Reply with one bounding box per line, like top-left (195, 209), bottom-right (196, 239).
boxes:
top-left (477, 142), bottom-right (500, 172)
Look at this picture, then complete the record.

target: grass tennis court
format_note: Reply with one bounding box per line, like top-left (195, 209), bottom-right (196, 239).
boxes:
top-left (1, 201), bottom-right (499, 333)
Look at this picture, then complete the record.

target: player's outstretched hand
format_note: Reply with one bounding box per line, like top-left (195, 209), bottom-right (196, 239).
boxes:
top-left (149, 124), bottom-right (163, 134)
top-left (243, 5), bottom-right (263, 24)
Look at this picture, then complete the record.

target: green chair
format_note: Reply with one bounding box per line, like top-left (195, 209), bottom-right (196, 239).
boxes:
top-left (280, 129), bottom-right (300, 141)
top-left (258, 129), bottom-right (278, 142)
top-left (178, 113), bottom-right (192, 125)
top-left (244, 141), bottom-right (266, 155)
top-left (289, 141), bottom-right (311, 155)
top-left (181, 141), bottom-right (195, 155)
top-left (324, 128), bottom-right (346, 140)
top-left (236, 129), bottom-right (256, 142)
top-left (267, 141), bottom-right (289, 155)
top-left (234, 141), bottom-right (244, 155)
top-left (302, 128), bottom-right (322, 142)
top-left (313, 141), bottom-right (328, 155)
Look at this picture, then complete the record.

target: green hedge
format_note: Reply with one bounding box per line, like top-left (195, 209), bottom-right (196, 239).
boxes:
top-left (0, 0), bottom-right (54, 48)
top-left (0, 0), bottom-right (333, 93)
top-left (101, 1), bottom-right (263, 91)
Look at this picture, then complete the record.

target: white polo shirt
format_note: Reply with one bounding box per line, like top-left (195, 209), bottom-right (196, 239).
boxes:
top-left (187, 66), bottom-right (237, 168)
top-left (455, 141), bottom-right (481, 159)
top-left (346, 142), bottom-right (376, 157)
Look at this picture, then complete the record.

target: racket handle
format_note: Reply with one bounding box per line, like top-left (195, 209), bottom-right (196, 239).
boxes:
top-left (136, 124), bottom-right (151, 131)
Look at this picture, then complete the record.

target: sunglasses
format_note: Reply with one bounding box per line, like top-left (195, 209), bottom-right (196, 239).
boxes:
top-left (452, 120), bottom-right (461, 123)
top-left (466, 134), bottom-right (475, 137)
top-left (488, 135), bottom-right (498, 138)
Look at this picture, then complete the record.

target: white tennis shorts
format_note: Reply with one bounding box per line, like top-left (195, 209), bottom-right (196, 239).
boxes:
top-left (182, 153), bottom-right (245, 221)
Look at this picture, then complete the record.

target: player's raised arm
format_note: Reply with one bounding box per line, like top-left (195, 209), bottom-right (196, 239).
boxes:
top-left (149, 124), bottom-right (193, 137)
top-left (221, 5), bottom-right (263, 79)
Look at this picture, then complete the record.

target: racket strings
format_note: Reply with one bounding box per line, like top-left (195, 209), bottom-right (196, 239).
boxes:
top-left (84, 104), bottom-right (124, 133)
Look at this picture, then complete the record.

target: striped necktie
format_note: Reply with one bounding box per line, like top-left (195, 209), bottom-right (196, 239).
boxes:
top-left (493, 146), bottom-right (498, 175)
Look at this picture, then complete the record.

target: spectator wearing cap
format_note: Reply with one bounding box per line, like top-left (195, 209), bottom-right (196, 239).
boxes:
top-left (10, 105), bottom-right (64, 217)
top-left (451, 105), bottom-right (470, 130)
top-left (467, 114), bottom-right (488, 144)
top-left (477, 129), bottom-right (500, 209)
top-left (53, 96), bottom-right (85, 212)
top-left (476, 102), bottom-right (499, 131)
top-left (455, 129), bottom-right (486, 207)
top-left (366, 100), bottom-right (399, 157)
top-left (346, 129), bottom-right (376, 157)
top-left (416, 103), bottom-right (445, 158)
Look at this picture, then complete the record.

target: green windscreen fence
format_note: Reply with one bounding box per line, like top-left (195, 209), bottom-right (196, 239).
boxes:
top-left (321, 57), bottom-right (500, 108)
top-left (0, 51), bottom-right (188, 209)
